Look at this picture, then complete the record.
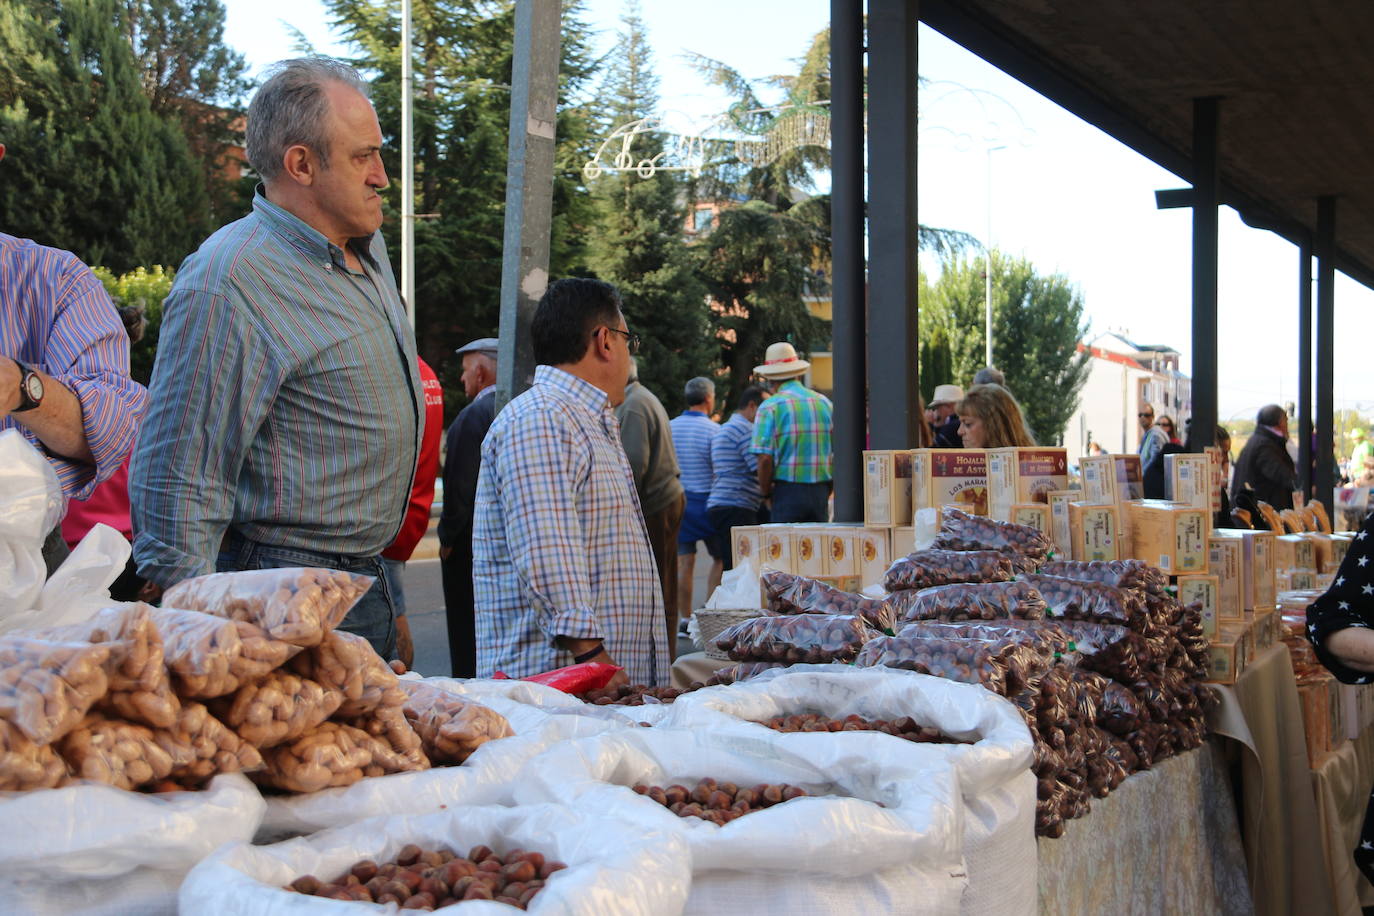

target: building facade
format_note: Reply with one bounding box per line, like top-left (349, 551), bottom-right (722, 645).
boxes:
top-left (1062, 332), bottom-right (1192, 460)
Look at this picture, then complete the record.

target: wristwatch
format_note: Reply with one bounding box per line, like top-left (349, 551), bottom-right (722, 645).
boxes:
top-left (12, 360), bottom-right (43, 413)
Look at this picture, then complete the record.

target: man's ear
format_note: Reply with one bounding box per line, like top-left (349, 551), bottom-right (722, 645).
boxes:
top-left (280, 144), bottom-right (316, 186)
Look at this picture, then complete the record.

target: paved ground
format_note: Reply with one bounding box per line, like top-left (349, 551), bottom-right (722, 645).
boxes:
top-left (398, 544), bottom-right (717, 678)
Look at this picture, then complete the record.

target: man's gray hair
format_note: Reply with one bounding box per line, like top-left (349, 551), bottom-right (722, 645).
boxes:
top-left (246, 58), bottom-right (371, 182)
top-left (684, 376), bottom-right (715, 407)
top-left (972, 366), bottom-right (1005, 386)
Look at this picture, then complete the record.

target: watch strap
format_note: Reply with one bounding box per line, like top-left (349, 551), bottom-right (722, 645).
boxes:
top-left (12, 360), bottom-right (41, 413)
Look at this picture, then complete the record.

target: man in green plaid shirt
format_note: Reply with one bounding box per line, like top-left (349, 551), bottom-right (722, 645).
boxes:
top-left (750, 342), bottom-right (833, 522)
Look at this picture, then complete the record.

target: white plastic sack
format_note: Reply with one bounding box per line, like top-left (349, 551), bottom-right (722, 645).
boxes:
top-left (425, 674), bottom-right (673, 728)
top-left (512, 724), bottom-right (967, 915)
top-left (182, 803), bottom-right (693, 916)
top-left (0, 772), bottom-right (265, 915)
top-left (0, 430), bottom-right (65, 617)
top-left (663, 665), bottom-right (1037, 916)
top-left (257, 707), bottom-right (622, 843)
top-left (703, 559), bottom-right (760, 610)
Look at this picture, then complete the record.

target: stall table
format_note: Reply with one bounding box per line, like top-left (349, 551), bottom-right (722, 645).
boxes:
top-left (1312, 725), bottom-right (1374, 915)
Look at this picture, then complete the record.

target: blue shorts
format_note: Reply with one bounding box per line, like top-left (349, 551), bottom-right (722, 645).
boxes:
top-left (678, 491), bottom-right (723, 557)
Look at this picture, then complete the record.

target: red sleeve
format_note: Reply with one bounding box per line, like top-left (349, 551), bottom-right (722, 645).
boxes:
top-left (383, 357), bottom-right (445, 561)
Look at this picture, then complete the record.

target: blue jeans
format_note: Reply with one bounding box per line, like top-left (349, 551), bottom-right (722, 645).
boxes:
top-left (380, 556), bottom-right (407, 617)
top-left (770, 480), bottom-right (831, 523)
top-left (217, 530), bottom-right (398, 660)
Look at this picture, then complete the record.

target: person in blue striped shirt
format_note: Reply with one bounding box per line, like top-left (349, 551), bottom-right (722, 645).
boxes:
top-left (670, 376), bottom-right (721, 626)
top-left (707, 386), bottom-right (771, 572)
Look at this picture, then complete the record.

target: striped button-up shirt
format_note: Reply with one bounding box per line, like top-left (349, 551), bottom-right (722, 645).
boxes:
top-left (708, 412), bottom-right (763, 511)
top-left (670, 409), bottom-right (718, 494)
top-left (473, 365), bottom-right (669, 685)
top-left (0, 234), bottom-right (147, 498)
top-left (130, 189), bottom-right (421, 587)
top-left (751, 379), bottom-right (834, 483)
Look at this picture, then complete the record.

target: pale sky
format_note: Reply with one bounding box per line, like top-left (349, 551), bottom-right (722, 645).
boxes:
top-left (222, 0), bottom-right (1373, 422)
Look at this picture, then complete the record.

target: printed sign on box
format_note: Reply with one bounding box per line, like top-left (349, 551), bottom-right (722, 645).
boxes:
top-left (987, 447), bottom-right (1068, 521)
top-left (912, 449), bottom-right (988, 517)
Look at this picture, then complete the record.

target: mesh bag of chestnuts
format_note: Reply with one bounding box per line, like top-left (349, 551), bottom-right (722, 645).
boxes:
top-left (761, 570), bottom-right (898, 632)
top-left (888, 580), bottom-right (1048, 622)
top-left (882, 549), bottom-right (1015, 592)
top-left (931, 507), bottom-right (1053, 567)
top-left (713, 614), bottom-right (873, 664)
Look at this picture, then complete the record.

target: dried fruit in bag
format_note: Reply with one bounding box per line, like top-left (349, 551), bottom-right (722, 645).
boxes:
top-left (0, 634), bottom-right (113, 745)
top-left (155, 702), bottom-right (263, 787)
top-left (854, 633), bottom-right (1048, 696)
top-left (896, 619), bottom-right (1065, 659)
top-left (41, 603), bottom-right (181, 729)
top-left (398, 681), bottom-right (512, 766)
top-left (1021, 574), bottom-right (1146, 628)
top-left (209, 670), bottom-right (343, 748)
top-left (288, 629), bottom-right (404, 718)
top-left (59, 712), bottom-right (190, 790)
top-left (162, 567), bottom-right (373, 647)
top-left (0, 719), bottom-right (67, 791)
top-left (714, 614), bottom-right (872, 664)
top-left (1049, 619), bottom-right (1154, 683)
top-left (150, 607), bottom-right (297, 698)
top-left (883, 549), bottom-right (1015, 591)
top-left (761, 570), bottom-right (897, 632)
top-left (254, 721), bottom-right (426, 794)
top-left (933, 507), bottom-right (1053, 564)
top-left (889, 580), bottom-right (1048, 622)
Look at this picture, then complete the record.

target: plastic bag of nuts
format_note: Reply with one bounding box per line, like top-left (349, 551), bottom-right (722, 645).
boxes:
top-left (1020, 574), bottom-right (1145, 628)
top-left (0, 634), bottom-right (114, 746)
top-left (162, 567), bottom-right (373, 648)
top-left (58, 711), bottom-right (190, 790)
top-left (854, 634), bottom-right (1048, 696)
top-left (1048, 619), bottom-right (1154, 683)
top-left (41, 603), bottom-right (181, 730)
top-left (341, 703), bottom-right (430, 771)
top-left (0, 719), bottom-right (67, 791)
top-left (632, 776), bottom-right (811, 826)
top-left (208, 670), bottom-right (343, 748)
top-left (896, 620), bottom-right (1063, 661)
top-left (889, 580), bottom-right (1048, 622)
top-left (1037, 558), bottom-right (1168, 596)
top-left (398, 681), bottom-right (513, 766)
top-left (287, 629), bottom-right (404, 718)
top-left (705, 661), bottom-right (791, 686)
top-left (577, 683), bottom-right (697, 706)
top-left (150, 606), bottom-right (298, 699)
top-left (761, 570), bottom-right (898, 632)
top-left (155, 701), bottom-right (264, 787)
top-left (883, 549), bottom-right (1015, 592)
top-left (254, 720), bottom-right (428, 794)
top-left (714, 614), bottom-right (872, 664)
top-left (932, 507), bottom-right (1053, 565)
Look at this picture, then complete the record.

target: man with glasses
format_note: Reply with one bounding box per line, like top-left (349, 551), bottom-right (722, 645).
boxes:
top-left (1138, 402), bottom-right (1168, 473)
top-left (471, 278), bottom-right (669, 686)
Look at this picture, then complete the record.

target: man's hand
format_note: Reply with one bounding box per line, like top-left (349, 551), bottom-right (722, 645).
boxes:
top-left (394, 615), bottom-right (415, 669)
top-left (138, 580), bottom-right (165, 604)
top-left (0, 357), bottom-right (19, 419)
top-left (558, 636), bottom-right (629, 687)
top-left (439, 545), bottom-right (453, 560)
top-left (0, 357), bottom-right (94, 462)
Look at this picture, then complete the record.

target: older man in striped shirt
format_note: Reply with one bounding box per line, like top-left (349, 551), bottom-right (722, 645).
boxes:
top-left (472, 278), bottom-right (668, 686)
top-left (131, 60), bottom-right (421, 660)
top-left (670, 376), bottom-right (721, 627)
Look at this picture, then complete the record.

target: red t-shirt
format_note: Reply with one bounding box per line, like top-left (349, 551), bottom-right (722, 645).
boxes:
top-left (383, 357), bottom-right (444, 561)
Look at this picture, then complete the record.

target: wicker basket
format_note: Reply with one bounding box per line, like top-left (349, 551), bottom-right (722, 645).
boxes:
top-left (693, 608), bottom-right (766, 660)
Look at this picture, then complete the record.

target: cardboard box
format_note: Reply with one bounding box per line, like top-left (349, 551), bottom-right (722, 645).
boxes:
top-left (1331, 534), bottom-right (1353, 568)
top-left (1010, 503), bottom-right (1052, 537)
top-left (790, 526), bottom-right (826, 577)
top-left (891, 526), bottom-right (916, 560)
top-left (863, 450), bottom-right (913, 528)
top-left (1273, 534), bottom-right (1316, 572)
top-left (1068, 502), bottom-right (1122, 562)
top-left (1165, 453), bottom-right (1212, 510)
top-left (822, 527), bottom-right (859, 577)
top-left (1204, 446), bottom-right (1225, 514)
top-left (1046, 489), bottom-right (1078, 557)
top-left (987, 447), bottom-right (1069, 520)
top-left (1298, 676), bottom-right (1336, 767)
top-left (731, 526), bottom-right (762, 569)
top-left (1206, 631), bottom-right (1245, 684)
top-left (1079, 455), bottom-right (1119, 505)
top-left (1124, 501), bottom-right (1209, 573)
top-left (1175, 574), bottom-right (1220, 639)
top-left (1302, 532), bottom-right (1335, 573)
top-left (1276, 569), bottom-right (1319, 591)
top-left (1214, 528), bottom-right (1276, 610)
top-left (853, 527), bottom-right (891, 587)
top-left (1209, 535), bottom-right (1244, 620)
top-left (911, 449), bottom-right (989, 517)
top-left (1109, 454), bottom-right (1145, 501)
top-left (758, 525), bottom-right (794, 573)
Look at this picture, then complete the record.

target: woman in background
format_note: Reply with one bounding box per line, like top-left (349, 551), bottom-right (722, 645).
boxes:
top-left (956, 384), bottom-right (1036, 449)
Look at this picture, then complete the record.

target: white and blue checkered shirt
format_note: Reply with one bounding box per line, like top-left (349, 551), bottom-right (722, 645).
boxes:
top-left (472, 365), bottom-right (669, 685)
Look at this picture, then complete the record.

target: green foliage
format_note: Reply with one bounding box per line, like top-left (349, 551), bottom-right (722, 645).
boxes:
top-left (92, 265), bottom-right (175, 386)
top-left (920, 251), bottom-right (1092, 445)
top-left (0, 0), bottom-right (216, 271)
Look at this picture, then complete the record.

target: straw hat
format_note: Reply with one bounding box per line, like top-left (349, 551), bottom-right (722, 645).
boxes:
top-left (753, 342), bottom-right (810, 379)
top-left (928, 384), bottom-right (965, 408)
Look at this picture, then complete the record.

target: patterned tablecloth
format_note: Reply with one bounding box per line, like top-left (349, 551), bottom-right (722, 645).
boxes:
top-left (1037, 741), bottom-right (1252, 915)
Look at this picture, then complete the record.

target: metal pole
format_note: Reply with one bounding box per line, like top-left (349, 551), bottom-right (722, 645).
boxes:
top-left (984, 145), bottom-right (1004, 368)
top-left (829, 0), bottom-right (865, 522)
top-left (400, 0), bottom-right (415, 327)
top-left (1298, 238), bottom-right (1313, 497)
top-left (866, 0), bottom-right (919, 450)
top-left (496, 0), bottom-right (560, 408)
top-left (1316, 196), bottom-right (1336, 506)
top-left (1190, 97), bottom-right (1219, 450)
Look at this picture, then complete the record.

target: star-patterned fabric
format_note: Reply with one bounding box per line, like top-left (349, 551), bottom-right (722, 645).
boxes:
top-left (1305, 513), bottom-right (1374, 882)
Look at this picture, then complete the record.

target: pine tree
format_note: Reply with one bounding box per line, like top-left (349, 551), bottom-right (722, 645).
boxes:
top-left (584, 1), bottom-right (710, 413)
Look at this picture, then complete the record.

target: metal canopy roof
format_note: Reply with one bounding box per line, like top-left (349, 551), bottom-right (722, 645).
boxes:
top-left (921, 0), bottom-right (1374, 289)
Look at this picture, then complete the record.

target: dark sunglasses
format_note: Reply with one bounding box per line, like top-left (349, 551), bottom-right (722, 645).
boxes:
top-left (602, 326), bottom-right (641, 354)
top-left (1138, 412), bottom-right (1154, 418)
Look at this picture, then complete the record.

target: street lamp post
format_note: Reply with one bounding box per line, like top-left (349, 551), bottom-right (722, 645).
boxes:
top-left (985, 144), bottom-right (1006, 368)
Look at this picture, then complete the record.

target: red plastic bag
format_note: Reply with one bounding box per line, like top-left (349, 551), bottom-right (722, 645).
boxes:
top-left (493, 662), bottom-right (622, 693)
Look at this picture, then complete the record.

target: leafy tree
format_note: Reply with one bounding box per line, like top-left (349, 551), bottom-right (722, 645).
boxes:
top-left (920, 251), bottom-right (1091, 445)
top-left (584, 2), bottom-right (710, 412)
top-left (0, 0), bottom-right (211, 271)
top-left (93, 264), bottom-right (175, 385)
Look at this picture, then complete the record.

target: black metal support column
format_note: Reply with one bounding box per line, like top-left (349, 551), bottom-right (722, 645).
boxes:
top-left (1316, 196), bottom-right (1337, 505)
top-left (829, 0), bottom-right (866, 521)
top-left (1190, 97), bottom-right (1219, 450)
top-left (1298, 239), bottom-right (1313, 498)
top-left (496, 0), bottom-right (560, 407)
top-left (866, 0), bottom-right (919, 450)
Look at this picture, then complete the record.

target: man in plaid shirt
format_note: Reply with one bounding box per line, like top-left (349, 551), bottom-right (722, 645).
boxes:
top-left (750, 342), bottom-right (834, 523)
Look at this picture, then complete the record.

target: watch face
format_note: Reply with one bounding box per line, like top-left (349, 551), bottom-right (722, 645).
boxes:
top-left (22, 371), bottom-right (42, 403)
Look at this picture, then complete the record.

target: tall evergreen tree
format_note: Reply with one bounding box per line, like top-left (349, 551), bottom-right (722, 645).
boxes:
top-left (584, 1), bottom-right (710, 412)
top-left (0, 0), bottom-right (211, 271)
